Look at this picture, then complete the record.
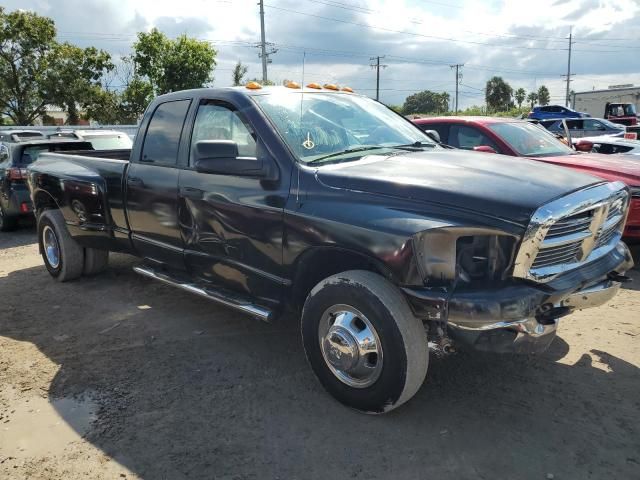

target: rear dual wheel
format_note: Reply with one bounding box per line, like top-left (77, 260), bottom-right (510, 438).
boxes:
top-left (301, 270), bottom-right (429, 414)
top-left (38, 210), bottom-right (109, 282)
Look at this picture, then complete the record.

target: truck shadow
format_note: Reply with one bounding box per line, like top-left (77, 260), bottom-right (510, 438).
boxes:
top-left (0, 256), bottom-right (638, 479)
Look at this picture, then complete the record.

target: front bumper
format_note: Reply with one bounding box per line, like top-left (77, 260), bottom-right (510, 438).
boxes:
top-left (403, 241), bottom-right (634, 354)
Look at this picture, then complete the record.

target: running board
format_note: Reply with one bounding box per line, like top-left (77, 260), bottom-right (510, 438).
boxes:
top-left (133, 266), bottom-right (274, 322)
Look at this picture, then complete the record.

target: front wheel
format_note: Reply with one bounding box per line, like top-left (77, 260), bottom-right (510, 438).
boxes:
top-left (301, 270), bottom-right (429, 414)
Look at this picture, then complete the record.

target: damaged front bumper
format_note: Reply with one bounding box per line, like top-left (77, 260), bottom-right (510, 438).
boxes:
top-left (403, 241), bottom-right (634, 354)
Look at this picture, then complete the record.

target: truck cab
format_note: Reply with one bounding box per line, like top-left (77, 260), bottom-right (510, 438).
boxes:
top-left (605, 102), bottom-right (638, 126)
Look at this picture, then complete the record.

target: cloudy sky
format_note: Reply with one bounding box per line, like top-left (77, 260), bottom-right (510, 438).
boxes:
top-left (6, 0), bottom-right (640, 108)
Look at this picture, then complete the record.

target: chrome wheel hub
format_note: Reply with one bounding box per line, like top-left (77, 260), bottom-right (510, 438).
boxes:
top-left (42, 225), bottom-right (60, 269)
top-left (319, 304), bottom-right (383, 388)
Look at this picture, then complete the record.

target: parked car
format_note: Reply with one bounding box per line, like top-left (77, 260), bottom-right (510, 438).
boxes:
top-left (0, 139), bottom-right (92, 231)
top-left (27, 86), bottom-right (634, 413)
top-left (0, 129), bottom-right (45, 146)
top-left (48, 129), bottom-right (133, 150)
top-left (542, 117), bottom-right (626, 138)
top-left (528, 105), bottom-right (590, 120)
top-left (572, 135), bottom-right (640, 156)
top-left (413, 116), bottom-right (640, 240)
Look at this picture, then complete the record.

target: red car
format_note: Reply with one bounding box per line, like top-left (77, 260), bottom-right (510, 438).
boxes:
top-left (413, 116), bottom-right (640, 240)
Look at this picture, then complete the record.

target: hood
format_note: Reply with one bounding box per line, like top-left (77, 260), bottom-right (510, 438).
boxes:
top-left (314, 150), bottom-right (601, 226)
top-left (534, 152), bottom-right (640, 186)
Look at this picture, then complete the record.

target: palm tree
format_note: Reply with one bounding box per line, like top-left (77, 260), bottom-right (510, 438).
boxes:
top-left (526, 92), bottom-right (538, 109)
top-left (514, 88), bottom-right (526, 109)
top-left (537, 85), bottom-right (550, 106)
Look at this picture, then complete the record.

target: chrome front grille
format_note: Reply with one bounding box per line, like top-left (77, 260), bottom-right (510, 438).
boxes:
top-left (514, 182), bottom-right (629, 282)
top-left (544, 210), bottom-right (592, 239)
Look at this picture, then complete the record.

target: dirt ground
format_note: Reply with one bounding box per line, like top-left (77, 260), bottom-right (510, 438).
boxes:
top-left (0, 226), bottom-right (639, 480)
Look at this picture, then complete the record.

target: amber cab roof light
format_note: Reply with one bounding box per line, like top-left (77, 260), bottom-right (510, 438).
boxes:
top-left (341, 86), bottom-right (354, 93)
top-left (324, 83), bottom-right (339, 91)
top-left (306, 82), bottom-right (322, 89)
top-left (285, 81), bottom-right (301, 89)
top-left (245, 81), bottom-right (262, 90)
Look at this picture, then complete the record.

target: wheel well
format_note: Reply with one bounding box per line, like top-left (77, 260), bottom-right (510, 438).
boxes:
top-left (290, 248), bottom-right (394, 311)
top-left (34, 190), bottom-right (59, 218)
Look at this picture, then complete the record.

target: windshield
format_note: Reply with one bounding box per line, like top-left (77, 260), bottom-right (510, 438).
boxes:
top-left (488, 122), bottom-right (575, 157)
top-left (253, 92), bottom-right (435, 163)
top-left (83, 135), bottom-right (133, 150)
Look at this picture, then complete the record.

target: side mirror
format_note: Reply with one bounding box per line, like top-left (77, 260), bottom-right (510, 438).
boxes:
top-left (0, 145), bottom-right (8, 162)
top-left (194, 140), bottom-right (268, 177)
top-left (575, 140), bottom-right (594, 152)
top-left (424, 130), bottom-right (441, 143)
top-left (473, 145), bottom-right (497, 154)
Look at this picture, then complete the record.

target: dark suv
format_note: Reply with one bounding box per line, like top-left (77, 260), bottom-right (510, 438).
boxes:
top-left (0, 140), bottom-right (91, 231)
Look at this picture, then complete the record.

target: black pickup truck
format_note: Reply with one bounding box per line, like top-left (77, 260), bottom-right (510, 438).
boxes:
top-left (27, 85), bottom-right (634, 413)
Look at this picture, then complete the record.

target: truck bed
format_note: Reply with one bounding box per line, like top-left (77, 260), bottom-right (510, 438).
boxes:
top-left (28, 150), bottom-right (133, 251)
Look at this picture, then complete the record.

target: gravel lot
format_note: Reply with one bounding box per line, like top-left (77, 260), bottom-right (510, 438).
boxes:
top-left (1, 227), bottom-right (639, 479)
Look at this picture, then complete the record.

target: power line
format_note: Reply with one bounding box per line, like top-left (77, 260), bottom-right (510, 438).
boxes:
top-left (295, 0), bottom-right (640, 50)
top-left (261, 4), bottom-right (573, 52)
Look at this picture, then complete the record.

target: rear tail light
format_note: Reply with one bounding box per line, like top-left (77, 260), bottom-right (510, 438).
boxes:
top-left (6, 167), bottom-right (28, 181)
top-left (20, 202), bottom-right (31, 213)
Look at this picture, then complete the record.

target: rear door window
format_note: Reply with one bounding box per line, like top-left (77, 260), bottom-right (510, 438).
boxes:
top-left (566, 119), bottom-right (584, 130)
top-left (141, 100), bottom-right (191, 166)
top-left (449, 124), bottom-right (499, 151)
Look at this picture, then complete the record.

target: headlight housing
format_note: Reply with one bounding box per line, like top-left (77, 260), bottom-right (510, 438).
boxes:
top-left (413, 227), bottom-right (518, 286)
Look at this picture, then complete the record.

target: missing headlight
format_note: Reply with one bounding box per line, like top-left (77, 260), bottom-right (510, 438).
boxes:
top-left (456, 235), bottom-right (516, 284)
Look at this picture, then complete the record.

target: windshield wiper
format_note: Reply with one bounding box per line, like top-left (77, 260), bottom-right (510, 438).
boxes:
top-left (306, 145), bottom-right (391, 165)
top-left (391, 141), bottom-right (437, 149)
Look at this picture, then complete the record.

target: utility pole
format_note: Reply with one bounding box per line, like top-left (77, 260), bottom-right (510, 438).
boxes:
top-left (259, 0), bottom-right (268, 83)
top-left (450, 64), bottom-right (463, 113)
top-left (563, 26), bottom-right (574, 107)
top-left (370, 56), bottom-right (387, 101)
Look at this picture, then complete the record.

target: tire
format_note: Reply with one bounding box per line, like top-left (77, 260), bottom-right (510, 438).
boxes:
top-left (83, 248), bottom-right (109, 276)
top-left (0, 204), bottom-right (17, 232)
top-left (38, 210), bottom-right (84, 282)
top-left (301, 270), bottom-right (428, 414)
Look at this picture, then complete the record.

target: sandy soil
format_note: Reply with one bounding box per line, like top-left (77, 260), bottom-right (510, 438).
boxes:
top-left (1, 228), bottom-right (639, 479)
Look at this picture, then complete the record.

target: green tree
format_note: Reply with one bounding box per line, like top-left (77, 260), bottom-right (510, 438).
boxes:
top-left (402, 90), bottom-right (450, 115)
top-left (537, 85), bottom-right (550, 106)
top-left (527, 91), bottom-right (538, 108)
top-left (0, 8), bottom-right (56, 125)
top-left (514, 88), bottom-right (526, 109)
top-left (133, 28), bottom-right (217, 95)
top-left (232, 61), bottom-right (248, 86)
top-left (44, 43), bottom-right (113, 124)
top-left (485, 76), bottom-right (512, 112)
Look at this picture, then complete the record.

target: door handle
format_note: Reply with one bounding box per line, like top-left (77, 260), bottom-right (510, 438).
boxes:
top-left (128, 176), bottom-right (144, 187)
top-left (180, 187), bottom-right (203, 200)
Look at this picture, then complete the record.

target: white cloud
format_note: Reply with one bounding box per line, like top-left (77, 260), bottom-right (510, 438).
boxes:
top-left (4, 0), bottom-right (640, 107)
